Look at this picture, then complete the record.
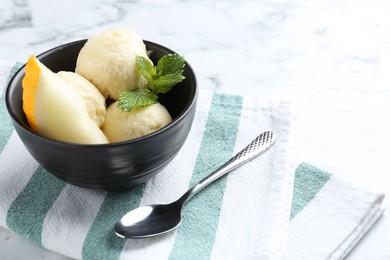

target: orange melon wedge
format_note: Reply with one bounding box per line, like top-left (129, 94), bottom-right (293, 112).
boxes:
top-left (22, 56), bottom-right (41, 132)
top-left (22, 56), bottom-right (109, 144)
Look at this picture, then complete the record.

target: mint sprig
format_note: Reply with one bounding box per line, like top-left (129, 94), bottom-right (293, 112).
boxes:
top-left (138, 54), bottom-right (186, 93)
top-left (117, 54), bottom-right (185, 112)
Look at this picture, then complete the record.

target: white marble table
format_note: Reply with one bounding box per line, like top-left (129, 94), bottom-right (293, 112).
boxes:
top-left (1, 0), bottom-right (389, 259)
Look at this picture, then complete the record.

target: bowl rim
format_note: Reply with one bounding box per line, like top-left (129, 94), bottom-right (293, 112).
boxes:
top-left (5, 39), bottom-right (198, 148)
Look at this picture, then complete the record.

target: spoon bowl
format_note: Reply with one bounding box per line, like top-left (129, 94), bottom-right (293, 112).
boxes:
top-left (115, 131), bottom-right (277, 239)
top-left (115, 202), bottom-right (182, 238)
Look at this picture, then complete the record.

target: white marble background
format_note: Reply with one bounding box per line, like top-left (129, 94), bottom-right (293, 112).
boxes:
top-left (1, 0), bottom-right (390, 259)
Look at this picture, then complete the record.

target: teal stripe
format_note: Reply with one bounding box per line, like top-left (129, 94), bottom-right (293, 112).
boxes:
top-left (290, 162), bottom-right (331, 219)
top-left (169, 93), bottom-right (243, 260)
top-left (0, 63), bottom-right (23, 152)
top-left (81, 184), bottom-right (146, 260)
top-left (6, 166), bottom-right (66, 245)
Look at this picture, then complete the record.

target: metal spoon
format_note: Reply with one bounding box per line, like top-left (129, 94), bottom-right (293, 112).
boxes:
top-left (115, 131), bottom-right (277, 239)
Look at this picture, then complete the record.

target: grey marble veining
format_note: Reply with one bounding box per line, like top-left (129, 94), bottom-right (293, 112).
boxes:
top-left (0, 0), bottom-right (31, 30)
top-left (1, 0), bottom-right (390, 259)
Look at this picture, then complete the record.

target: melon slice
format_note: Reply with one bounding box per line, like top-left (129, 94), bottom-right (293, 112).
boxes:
top-left (22, 56), bottom-right (109, 144)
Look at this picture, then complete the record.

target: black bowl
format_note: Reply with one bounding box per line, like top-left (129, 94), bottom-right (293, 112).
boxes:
top-left (5, 40), bottom-right (197, 191)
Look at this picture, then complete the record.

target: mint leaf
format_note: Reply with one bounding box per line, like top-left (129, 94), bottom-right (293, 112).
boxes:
top-left (149, 54), bottom-right (186, 94)
top-left (151, 73), bottom-right (186, 94)
top-left (156, 54), bottom-right (185, 76)
top-left (117, 89), bottom-right (158, 112)
top-left (136, 56), bottom-right (156, 82)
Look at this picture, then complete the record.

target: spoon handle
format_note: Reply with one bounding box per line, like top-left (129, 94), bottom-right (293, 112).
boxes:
top-left (179, 131), bottom-right (277, 204)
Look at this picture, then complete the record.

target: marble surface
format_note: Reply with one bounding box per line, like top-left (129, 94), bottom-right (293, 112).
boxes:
top-left (1, 0), bottom-right (389, 259)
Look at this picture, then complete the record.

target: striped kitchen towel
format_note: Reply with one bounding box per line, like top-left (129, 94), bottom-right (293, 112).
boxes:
top-left (0, 61), bottom-right (385, 260)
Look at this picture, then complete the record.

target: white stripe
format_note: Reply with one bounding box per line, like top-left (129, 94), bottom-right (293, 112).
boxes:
top-left (41, 185), bottom-right (107, 260)
top-left (334, 203), bottom-right (384, 260)
top-left (0, 132), bottom-right (39, 227)
top-left (211, 98), bottom-right (297, 260)
top-left (283, 177), bottom-right (385, 260)
top-left (119, 90), bottom-right (213, 260)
